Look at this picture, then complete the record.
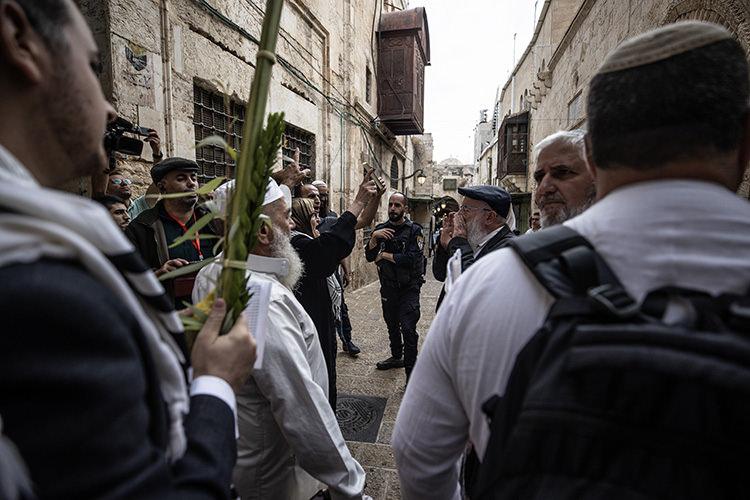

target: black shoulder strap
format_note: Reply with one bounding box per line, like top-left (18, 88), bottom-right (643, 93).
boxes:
top-left (509, 225), bottom-right (625, 300)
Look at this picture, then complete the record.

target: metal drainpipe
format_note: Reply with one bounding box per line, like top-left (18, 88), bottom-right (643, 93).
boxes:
top-left (339, 112), bottom-right (345, 214)
top-left (159, 0), bottom-right (176, 156)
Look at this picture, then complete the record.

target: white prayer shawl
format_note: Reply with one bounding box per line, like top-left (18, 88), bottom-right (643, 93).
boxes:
top-left (0, 146), bottom-right (190, 462)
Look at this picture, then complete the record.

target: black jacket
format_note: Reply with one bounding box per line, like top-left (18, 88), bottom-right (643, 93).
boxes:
top-left (291, 211), bottom-right (357, 408)
top-left (433, 225), bottom-right (514, 309)
top-left (125, 202), bottom-right (220, 271)
top-left (0, 259), bottom-right (236, 499)
top-left (365, 220), bottom-right (425, 290)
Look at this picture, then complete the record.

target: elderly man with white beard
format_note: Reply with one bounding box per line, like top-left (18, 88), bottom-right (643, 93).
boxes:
top-left (533, 129), bottom-right (596, 227)
top-left (193, 180), bottom-right (366, 500)
top-left (432, 185), bottom-right (515, 310)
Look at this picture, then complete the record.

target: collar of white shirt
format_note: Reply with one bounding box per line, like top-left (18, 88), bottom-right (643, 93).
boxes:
top-left (245, 254), bottom-right (290, 277)
top-left (475, 225), bottom-right (504, 253)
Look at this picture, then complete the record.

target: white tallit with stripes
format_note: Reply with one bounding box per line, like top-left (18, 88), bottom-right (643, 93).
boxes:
top-left (0, 145), bottom-right (189, 462)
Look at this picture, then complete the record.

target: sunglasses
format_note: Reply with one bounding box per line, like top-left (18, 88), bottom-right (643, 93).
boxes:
top-left (111, 178), bottom-right (133, 186)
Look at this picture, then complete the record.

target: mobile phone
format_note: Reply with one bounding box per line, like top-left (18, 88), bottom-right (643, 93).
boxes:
top-left (365, 163), bottom-right (385, 191)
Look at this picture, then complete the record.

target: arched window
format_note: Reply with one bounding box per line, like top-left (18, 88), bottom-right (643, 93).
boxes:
top-left (390, 157), bottom-right (399, 189)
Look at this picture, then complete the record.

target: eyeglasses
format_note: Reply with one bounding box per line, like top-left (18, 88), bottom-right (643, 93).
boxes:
top-left (459, 205), bottom-right (493, 213)
top-left (111, 178), bottom-right (133, 186)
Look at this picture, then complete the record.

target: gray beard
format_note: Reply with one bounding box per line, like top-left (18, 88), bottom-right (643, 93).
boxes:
top-left (540, 185), bottom-right (596, 228)
top-left (269, 225), bottom-right (304, 290)
top-left (467, 217), bottom-right (490, 251)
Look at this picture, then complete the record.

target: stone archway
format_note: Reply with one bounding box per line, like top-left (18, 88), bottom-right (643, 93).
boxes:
top-left (663, 0), bottom-right (750, 198)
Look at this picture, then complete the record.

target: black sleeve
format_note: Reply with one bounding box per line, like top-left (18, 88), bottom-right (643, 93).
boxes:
top-left (0, 260), bottom-right (235, 500)
top-left (392, 225), bottom-right (424, 268)
top-left (448, 236), bottom-right (477, 272)
top-left (293, 211), bottom-right (357, 279)
top-left (432, 243), bottom-right (450, 282)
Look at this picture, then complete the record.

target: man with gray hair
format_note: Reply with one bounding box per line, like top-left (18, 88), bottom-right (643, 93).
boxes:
top-left (532, 129), bottom-right (596, 227)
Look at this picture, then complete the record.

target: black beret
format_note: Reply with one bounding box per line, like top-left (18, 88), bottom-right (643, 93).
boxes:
top-left (457, 185), bottom-right (511, 218)
top-left (150, 157), bottom-right (199, 183)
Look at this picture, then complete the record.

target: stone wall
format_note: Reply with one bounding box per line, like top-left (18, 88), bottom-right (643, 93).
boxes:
top-left (500, 0), bottom-right (750, 198)
top-left (79, 0), bottom-right (430, 288)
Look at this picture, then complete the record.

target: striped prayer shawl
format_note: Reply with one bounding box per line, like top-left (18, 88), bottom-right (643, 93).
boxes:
top-left (0, 146), bottom-right (190, 462)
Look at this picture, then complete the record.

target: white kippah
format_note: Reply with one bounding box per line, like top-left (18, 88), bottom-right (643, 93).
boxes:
top-left (597, 21), bottom-right (733, 75)
top-left (263, 179), bottom-right (284, 206)
top-left (213, 178), bottom-right (285, 215)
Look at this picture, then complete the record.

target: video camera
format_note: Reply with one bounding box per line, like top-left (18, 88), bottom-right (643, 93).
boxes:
top-left (104, 116), bottom-right (151, 157)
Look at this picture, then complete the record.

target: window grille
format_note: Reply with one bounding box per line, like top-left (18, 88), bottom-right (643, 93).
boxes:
top-left (194, 84), bottom-right (316, 181)
top-left (282, 123), bottom-right (316, 175)
top-left (193, 83), bottom-right (245, 182)
top-left (390, 157), bottom-right (399, 189)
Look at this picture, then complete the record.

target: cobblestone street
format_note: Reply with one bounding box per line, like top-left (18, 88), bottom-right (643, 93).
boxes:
top-left (336, 268), bottom-right (442, 499)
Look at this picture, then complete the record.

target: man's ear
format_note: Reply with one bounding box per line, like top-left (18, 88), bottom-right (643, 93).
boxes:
top-left (0, 1), bottom-right (50, 85)
top-left (157, 180), bottom-right (166, 194)
top-left (584, 133), bottom-right (598, 182)
top-left (257, 220), bottom-right (272, 246)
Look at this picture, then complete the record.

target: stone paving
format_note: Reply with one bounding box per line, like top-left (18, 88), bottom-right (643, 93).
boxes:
top-left (337, 270), bottom-right (442, 500)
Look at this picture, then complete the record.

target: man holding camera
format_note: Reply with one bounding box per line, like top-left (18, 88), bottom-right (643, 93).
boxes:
top-left (126, 157), bottom-right (221, 305)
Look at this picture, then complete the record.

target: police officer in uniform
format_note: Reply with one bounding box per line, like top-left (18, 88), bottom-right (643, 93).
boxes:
top-left (366, 192), bottom-right (426, 382)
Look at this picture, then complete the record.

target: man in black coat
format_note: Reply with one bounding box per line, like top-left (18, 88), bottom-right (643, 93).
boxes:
top-left (365, 193), bottom-right (426, 382)
top-left (433, 185), bottom-right (515, 310)
top-left (0, 1), bottom-right (255, 498)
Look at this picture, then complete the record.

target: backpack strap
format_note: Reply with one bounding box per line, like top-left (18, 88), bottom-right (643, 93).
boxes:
top-left (509, 225), bottom-right (626, 298)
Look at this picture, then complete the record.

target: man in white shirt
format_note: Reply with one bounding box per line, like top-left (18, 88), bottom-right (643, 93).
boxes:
top-left (194, 181), bottom-right (367, 500)
top-left (532, 129), bottom-right (595, 228)
top-left (392, 21), bottom-right (750, 499)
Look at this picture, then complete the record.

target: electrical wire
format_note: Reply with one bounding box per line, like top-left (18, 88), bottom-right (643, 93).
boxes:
top-left (191, 0), bottom-right (422, 183)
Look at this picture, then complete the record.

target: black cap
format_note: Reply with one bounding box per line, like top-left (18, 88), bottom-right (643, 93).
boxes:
top-left (457, 185), bottom-right (511, 218)
top-left (150, 157), bottom-right (199, 183)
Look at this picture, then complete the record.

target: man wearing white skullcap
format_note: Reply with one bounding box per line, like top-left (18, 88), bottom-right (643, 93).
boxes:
top-left (194, 178), bottom-right (367, 499)
top-left (394, 21), bottom-right (750, 499)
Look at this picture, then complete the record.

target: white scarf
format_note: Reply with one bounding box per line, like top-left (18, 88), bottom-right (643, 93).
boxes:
top-left (0, 146), bottom-right (189, 462)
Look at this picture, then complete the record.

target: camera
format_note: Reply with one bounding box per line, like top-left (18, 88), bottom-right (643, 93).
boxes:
top-left (104, 116), bottom-right (151, 157)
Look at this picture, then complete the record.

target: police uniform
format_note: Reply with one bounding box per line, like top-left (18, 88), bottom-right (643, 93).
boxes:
top-left (365, 219), bottom-right (426, 378)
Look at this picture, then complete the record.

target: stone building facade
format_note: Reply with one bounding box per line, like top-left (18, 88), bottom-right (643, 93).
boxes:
top-left (77, 0), bottom-right (433, 287)
top-left (474, 0), bottom-right (750, 233)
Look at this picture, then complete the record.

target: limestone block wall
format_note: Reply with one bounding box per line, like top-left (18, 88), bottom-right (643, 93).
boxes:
top-left (79, 0), bottom-right (423, 287)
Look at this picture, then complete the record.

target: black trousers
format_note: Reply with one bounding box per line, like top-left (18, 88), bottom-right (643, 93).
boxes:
top-left (380, 285), bottom-right (421, 375)
top-left (336, 293), bottom-right (353, 344)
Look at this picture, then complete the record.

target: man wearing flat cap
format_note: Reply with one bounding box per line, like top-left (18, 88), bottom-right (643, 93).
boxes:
top-left (126, 157), bottom-right (221, 305)
top-left (432, 185), bottom-right (515, 310)
top-left (394, 21), bottom-right (750, 498)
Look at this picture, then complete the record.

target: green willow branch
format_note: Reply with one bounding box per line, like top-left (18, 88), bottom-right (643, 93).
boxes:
top-left (218, 0), bottom-right (286, 333)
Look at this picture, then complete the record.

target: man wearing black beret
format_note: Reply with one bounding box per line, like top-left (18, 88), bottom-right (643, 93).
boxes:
top-left (432, 185), bottom-right (515, 310)
top-left (126, 157), bottom-right (221, 305)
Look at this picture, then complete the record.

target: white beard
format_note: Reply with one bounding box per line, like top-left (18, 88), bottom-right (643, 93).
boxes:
top-left (269, 225), bottom-right (304, 290)
top-left (467, 217), bottom-right (490, 251)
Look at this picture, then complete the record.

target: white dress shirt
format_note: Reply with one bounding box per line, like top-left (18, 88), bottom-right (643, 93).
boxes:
top-left (392, 180), bottom-right (750, 500)
top-left (194, 257), bottom-right (365, 500)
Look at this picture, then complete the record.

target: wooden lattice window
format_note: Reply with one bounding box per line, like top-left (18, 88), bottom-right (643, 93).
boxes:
top-left (193, 83), bottom-right (245, 182)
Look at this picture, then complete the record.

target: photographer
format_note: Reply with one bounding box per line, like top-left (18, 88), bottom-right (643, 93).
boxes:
top-left (126, 158), bottom-right (221, 306)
